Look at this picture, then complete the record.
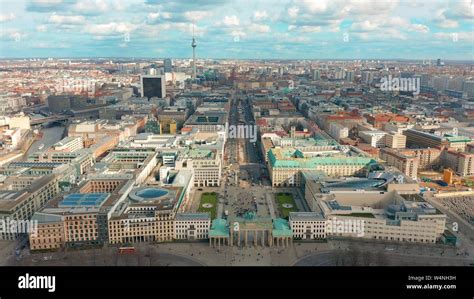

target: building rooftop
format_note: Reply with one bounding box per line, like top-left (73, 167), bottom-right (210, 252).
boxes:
top-left (268, 147), bottom-right (376, 168)
top-left (175, 212), bottom-right (210, 221)
top-left (209, 218), bottom-right (229, 237)
top-left (289, 212), bottom-right (325, 221)
top-left (58, 193), bottom-right (110, 208)
top-left (272, 218), bottom-right (293, 237)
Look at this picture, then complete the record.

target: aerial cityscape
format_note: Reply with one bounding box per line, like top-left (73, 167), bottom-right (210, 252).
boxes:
top-left (0, 0), bottom-right (474, 277)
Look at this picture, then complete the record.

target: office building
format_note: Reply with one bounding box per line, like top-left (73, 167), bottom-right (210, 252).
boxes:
top-left (268, 145), bottom-right (376, 187)
top-left (359, 131), bottom-right (387, 148)
top-left (174, 213), bottom-right (211, 240)
top-left (304, 177), bottom-right (446, 244)
top-left (380, 148), bottom-right (419, 180)
top-left (384, 132), bottom-right (406, 149)
top-left (443, 150), bottom-right (474, 176)
top-left (164, 58), bottom-right (172, 73)
top-left (140, 75), bottom-right (166, 99)
top-left (289, 212), bottom-right (326, 240)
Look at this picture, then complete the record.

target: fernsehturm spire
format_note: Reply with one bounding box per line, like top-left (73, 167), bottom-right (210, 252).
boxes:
top-left (191, 22), bottom-right (197, 79)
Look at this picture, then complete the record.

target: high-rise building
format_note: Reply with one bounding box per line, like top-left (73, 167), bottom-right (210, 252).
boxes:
top-left (361, 71), bottom-right (374, 84)
top-left (191, 25), bottom-right (197, 79)
top-left (345, 71), bottom-right (354, 82)
top-left (47, 95), bottom-right (71, 113)
top-left (333, 68), bottom-right (345, 80)
top-left (432, 76), bottom-right (449, 92)
top-left (313, 69), bottom-right (320, 80)
top-left (420, 74), bottom-right (432, 87)
top-left (47, 95), bottom-right (90, 113)
top-left (447, 76), bottom-right (464, 91)
top-left (140, 75), bottom-right (166, 98)
top-left (164, 58), bottom-right (172, 73)
top-left (463, 81), bottom-right (474, 97)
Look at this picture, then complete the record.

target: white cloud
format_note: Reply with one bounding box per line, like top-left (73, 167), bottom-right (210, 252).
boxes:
top-left (409, 24), bottom-right (429, 33)
top-left (288, 7), bottom-right (299, 19)
top-left (253, 10), bottom-right (268, 21)
top-left (184, 10), bottom-right (213, 22)
top-left (0, 13), bottom-right (15, 23)
top-left (73, 0), bottom-right (108, 15)
top-left (434, 10), bottom-right (459, 28)
top-left (350, 20), bottom-right (378, 32)
top-left (231, 29), bottom-right (246, 38)
top-left (0, 28), bottom-right (26, 41)
top-left (352, 28), bottom-right (407, 41)
top-left (31, 0), bottom-right (64, 4)
top-left (347, 0), bottom-right (399, 16)
top-left (33, 42), bottom-right (70, 48)
top-left (289, 25), bottom-right (322, 33)
top-left (84, 22), bottom-right (139, 36)
top-left (443, 0), bottom-right (474, 20)
top-left (222, 15), bottom-right (240, 26)
top-left (351, 17), bottom-right (429, 35)
top-left (147, 12), bottom-right (161, 22)
top-left (47, 14), bottom-right (86, 25)
top-left (248, 23), bottom-right (270, 33)
top-left (435, 32), bottom-right (474, 42)
top-left (36, 25), bottom-right (48, 32)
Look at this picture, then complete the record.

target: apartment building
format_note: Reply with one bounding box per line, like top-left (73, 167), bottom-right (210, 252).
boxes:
top-left (404, 129), bottom-right (472, 150)
top-left (359, 130), bottom-right (387, 148)
top-left (328, 122), bottom-right (349, 141)
top-left (412, 148), bottom-right (442, 170)
top-left (380, 148), bottom-right (419, 180)
top-left (384, 132), bottom-right (406, 149)
top-left (443, 150), bottom-right (474, 176)
top-left (51, 136), bottom-right (83, 152)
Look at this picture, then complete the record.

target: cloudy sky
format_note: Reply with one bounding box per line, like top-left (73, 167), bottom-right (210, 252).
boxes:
top-left (0, 0), bottom-right (473, 59)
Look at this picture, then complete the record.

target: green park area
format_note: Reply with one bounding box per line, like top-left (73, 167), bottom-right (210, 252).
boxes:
top-left (276, 193), bottom-right (298, 218)
top-left (197, 192), bottom-right (218, 219)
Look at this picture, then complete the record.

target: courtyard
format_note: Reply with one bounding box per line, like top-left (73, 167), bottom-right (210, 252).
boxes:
top-left (276, 193), bottom-right (298, 218)
top-left (197, 192), bottom-right (218, 219)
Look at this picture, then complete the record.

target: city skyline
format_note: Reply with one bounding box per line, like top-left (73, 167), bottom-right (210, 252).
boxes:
top-left (0, 0), bottom-right (473, 60)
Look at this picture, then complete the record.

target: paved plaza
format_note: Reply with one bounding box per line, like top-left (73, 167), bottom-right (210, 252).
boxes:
top-left (7, 237), bottom-right (473, 267)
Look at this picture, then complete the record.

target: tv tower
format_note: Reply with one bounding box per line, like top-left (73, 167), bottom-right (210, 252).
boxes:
top-left (191, 22), bottom-right (197, 79)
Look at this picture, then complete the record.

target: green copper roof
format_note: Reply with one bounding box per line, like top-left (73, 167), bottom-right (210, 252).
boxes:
top-left (272, 218), bottom-right (293, 237)
top-left (445, 135), bottom-right (472, 143)
top-left (268, 148), bottom-right (375, 168)
top-left (209, 218), bottom-right (229, 237)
